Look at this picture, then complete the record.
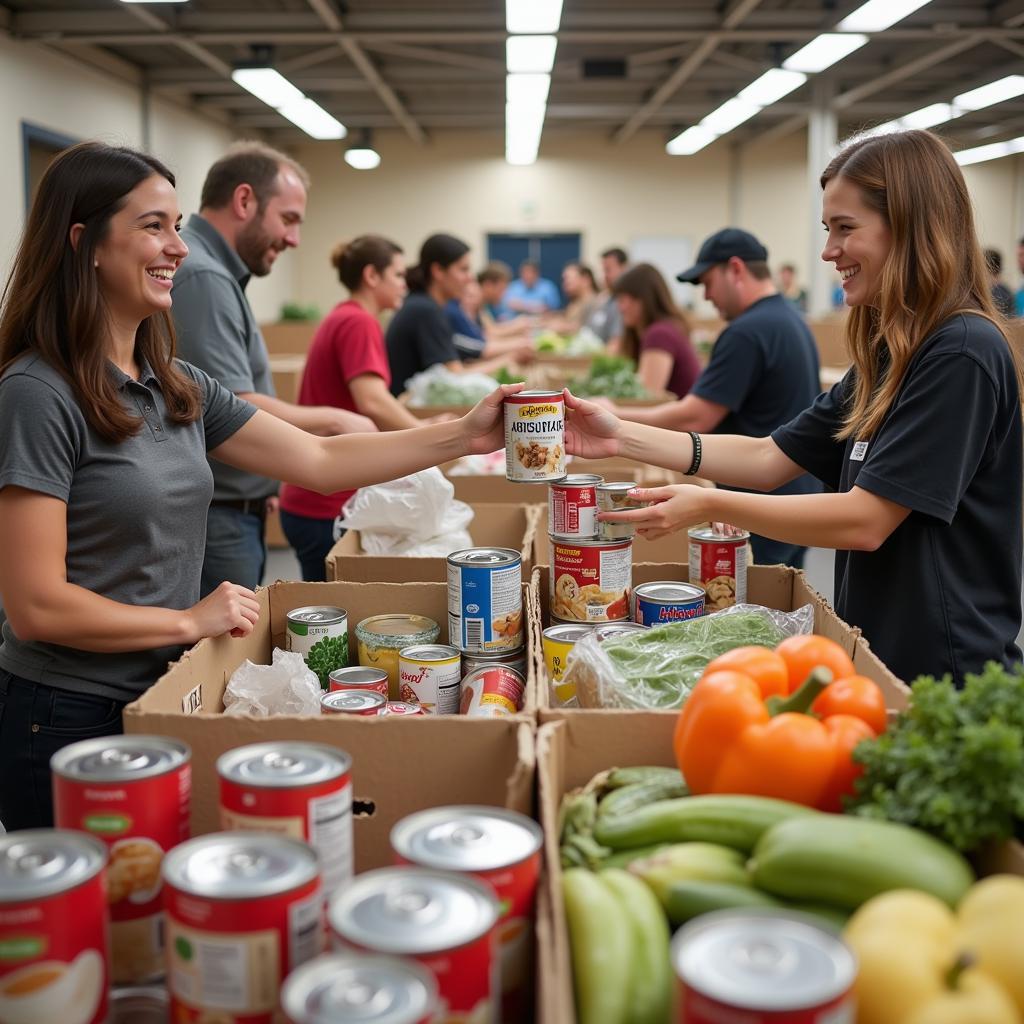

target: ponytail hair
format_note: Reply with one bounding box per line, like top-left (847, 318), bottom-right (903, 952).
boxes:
top-left (329, 235), bottom-right (402, 291)
top-left (405, 232), bottom-right (470, 292)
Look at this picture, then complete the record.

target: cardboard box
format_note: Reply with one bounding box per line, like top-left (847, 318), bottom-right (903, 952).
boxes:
top-left (260, 321), bottom-right (317, 356)
top-left (527, 563), bottom-right (909, 714)
top-left (269, 354), bottom-right (306, 405)
top-left (809, 316), bottom-right (850, 368)
top-left (325, 503), bottom-right (542, 583)
top-left (124, 581), bottom-right (536, 870)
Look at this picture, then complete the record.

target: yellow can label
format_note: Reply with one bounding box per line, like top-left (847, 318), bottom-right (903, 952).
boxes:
top-left (542, 636), bottom-right (576, 703)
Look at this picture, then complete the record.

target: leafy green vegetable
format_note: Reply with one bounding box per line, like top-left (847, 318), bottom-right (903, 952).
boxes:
top-left (569, 355), bottom-right (649, 400)
top-left (494, 366), bottom-right (527, 386)
top-left (848, 662), bottom-right (1024, 852)
top-left (279, 302), bottom-right (321, 321)
top-left (421, 378), bottom-right (494, 407)
top-left (305, 635), bottom-right (349, 689)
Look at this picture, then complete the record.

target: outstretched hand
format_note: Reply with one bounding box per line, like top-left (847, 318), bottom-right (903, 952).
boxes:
top-left (597, 484), bottom-right (715, 539)
top-left (460, 383), bottom-right (527, 456)
top-left (564, 390), bottom-right (622, 461)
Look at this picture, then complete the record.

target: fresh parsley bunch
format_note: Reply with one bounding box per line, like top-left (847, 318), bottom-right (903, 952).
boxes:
top-left (305, 635), bottom-right (349, 690)
top-left (848, 661), bottom-right (1024, 852)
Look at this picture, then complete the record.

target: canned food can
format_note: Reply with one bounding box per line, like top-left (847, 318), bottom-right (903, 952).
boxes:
top-left (163, 833), bottom-right (323, 1024)
top-left (447, 547), bottom-right (523, 654)
top-left (549, 474), bottom-right (602, 538)
top-left (541, 623), bottom-right (595, 703)
top-left (328, 867), bottom-right (500, 1023)
top-left (673, 909), bottom-right (856, 1022)
top-left (218, 742), bottom-right (353, 898)
top-left (460, 665), bottom-right (526, 717)
top-left (460, 646), bottom-right (528, 680)
top-left (550, 535), bottom-right (632, 622)
top-left (286, 606), bottom-right (349, 685)
top-left (593, 621), bottom-right (649, 642)
top-left (380, 701), bottom-right (427, 717)
top-left (328, 666), bottom-right (390, 697)
top-left (0, 830), bottom-right (109, 1024)
top-left (596, 481), bottom-right (645, 540)
top-left (109, 985), bottom-right (169, 1024)
top-left (398, 644), bottom-right (462, 714)
top-left (688, 527), bottom-right (750, 610)
top-left (633, 581), bottom-right (706, 626)
top-left (504, 390), bottom-right (566, 483)
top-left (282, 953), bottom-right (439, 1024)
top-left (392, 806), bottom-right (543, 1021)
top-left (51, 735), bottom-right (191, 985)
top-left (356, 615), bottom-right (440, 700)
top-left (321, 689), bottom-right (388, 716)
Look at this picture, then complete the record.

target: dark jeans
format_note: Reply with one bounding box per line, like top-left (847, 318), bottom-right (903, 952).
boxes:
top-left (279, 508), bottom-right (343, 582)
top-left (201, 505), bottom-right (267, 597)
top-left (0, 670), bottom-right (125, 830)
top-left (750, 533), bottom-right (807, 570)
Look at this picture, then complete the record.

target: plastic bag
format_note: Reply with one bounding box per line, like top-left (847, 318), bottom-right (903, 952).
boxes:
top-left (404, 364), bottom-right (499, 408)
top-left (223, 648), bottom-right (322, 716)
top-left (562, 603), bottom-right (815, 711)
top-left (337, 468), bottom-right (474, 556)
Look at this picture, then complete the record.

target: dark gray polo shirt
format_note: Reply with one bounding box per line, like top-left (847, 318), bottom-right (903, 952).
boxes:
top-left (172, 214), bottom-right (277, 502)
top-left (0, 354), bottom-right (256, 700)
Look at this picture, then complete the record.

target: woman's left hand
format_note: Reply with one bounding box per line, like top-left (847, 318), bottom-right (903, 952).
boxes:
top-left (598, 484), bottom-right (715, 539)
top-left (460, 383), bottom-right (526, 455)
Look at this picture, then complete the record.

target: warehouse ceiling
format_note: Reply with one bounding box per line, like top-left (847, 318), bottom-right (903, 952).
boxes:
top-left (3, 0), bottom-right (1024, 153)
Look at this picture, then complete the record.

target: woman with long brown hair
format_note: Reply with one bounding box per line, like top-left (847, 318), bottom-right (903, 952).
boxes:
top-left (565, 129), bottom-right (1023, 685)
top-left (0, 142), bottom-right (518, 828)
top-left (612, 262), bottom-right (701, 398)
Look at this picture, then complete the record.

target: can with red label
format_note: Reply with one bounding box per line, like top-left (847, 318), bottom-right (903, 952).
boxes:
top-left (460, 665), bottom-right (526, 717)
top-left (392, 806), bottom-right (543, 1021)
top-left (163, 833), bottom-right (323, 1024)
top-left (282, 953), bottom-right (439, 1024)
top-left (380, 701), bottom-right (428, 716)
top-left (218, 742), bottom-right (353, 899)
top-left (328, 867), bottom-right (499, 1023)
top-left (329, 666), bottom-right (389, 697)
top-left (633, 581), bottom-right (706, 626)
top-left (550, 535), bottom-right (632, 622)
top-left (688, 526), bottom-right (750, 610)
top-left (321, 690), bottom-right (388, 716)
top-left (549, 474), bottom-right (602, 538)
top-left (0, 830), bottom-right (109, 1024)
top-left (672, 909), bottom-right (856, 1023)
top-left (398, 644), bottom-right (462, 714)
top-left (51, 735), bottom-right (190, 985)
top-left (460, 646), bottom-right (528, 680)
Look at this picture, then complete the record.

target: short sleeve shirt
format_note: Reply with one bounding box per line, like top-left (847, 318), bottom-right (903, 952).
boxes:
top-left (772, 314), bottom-right (1023, 684)
top-left (172, 214), bottom-right (277, 502)
top-left (385, 292), bottom-right (459, 396)
top-left (279, 301), bottom-right (390, 520)
top-left (504, 277), bottom-right (562, 312)
top-left (642, 320), bottom-right (701, 399)
top-left (445, 300), bottom-right (487, 361)
top-left (0, 355), bottom-right (256, 700)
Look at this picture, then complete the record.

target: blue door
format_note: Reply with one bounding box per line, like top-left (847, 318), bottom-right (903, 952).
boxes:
top-left (486, 233), bottom-right (582, 306)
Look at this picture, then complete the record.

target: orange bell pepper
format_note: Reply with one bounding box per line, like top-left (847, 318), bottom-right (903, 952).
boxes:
top-left (673, 663), bottom-right (883, 811)
top-left (703, 645), bottom-right (789, 699)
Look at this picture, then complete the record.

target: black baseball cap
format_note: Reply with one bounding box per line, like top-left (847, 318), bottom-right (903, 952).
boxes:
top-left (676, 228), bottom-right (769, 283)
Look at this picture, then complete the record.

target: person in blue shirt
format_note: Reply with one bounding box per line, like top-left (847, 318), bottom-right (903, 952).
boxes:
top-left (504, 260), bottom-right (561, 314)
top-left (445, 279), bottom-right (534, 363)
top-left (1015, 237), bottom-right (1024, 317)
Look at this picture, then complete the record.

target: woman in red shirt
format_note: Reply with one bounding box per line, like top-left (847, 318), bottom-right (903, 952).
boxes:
top-left (613, 262), bottom-right (701, 398)
top-left (279, 236), bottom-right (423, 579)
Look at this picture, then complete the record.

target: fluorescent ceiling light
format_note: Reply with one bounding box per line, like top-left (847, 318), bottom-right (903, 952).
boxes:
top-left (954, 75), bottom-right (1024, 112)
top-left (701, 97), bottom-right (760, 135)
top-left (231, 68), bottom-right (304, 109)
top-left (954, 136), bottom-right (1024, 166)
top-left (783, 33), bottom-right (868, 74)
top-left (506, 103), bottom-right (545, 165)
top-left (899, 103), bottom-right (955, 129)
top-left (738, 68), bottom-right (807, 106)
top-left (507, 72), bottom-right (550, 106)
top-left (277, 97), bottom-right (347, 140)
top-left (506, 35), bottom-right (558, 73)
top-left (838, 0), bottom-right (933, 32)
top-left (666, 125), bottom-right (718, 156)
top-left (344, 147), bottom-right (381, 170)
top-left (506, 0), bottom-right (563, 34)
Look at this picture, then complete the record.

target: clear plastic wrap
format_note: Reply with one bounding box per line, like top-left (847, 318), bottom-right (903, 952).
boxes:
top-left (223, 648), bottom-right (323, 716)
top-left (404, 364), bottom-right (499, 408)
top-left (561, 603), bottom-right (816, 711)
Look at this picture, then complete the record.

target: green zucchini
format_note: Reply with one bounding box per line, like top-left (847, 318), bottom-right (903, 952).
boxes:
top-left (600, 844), bottom-right (671, 871)
top-left (750, 815), bottom-right (975, 910)
top-left (605, 765), bottom-right (687, 789)
top-left (663, 881), bottom-right (784, 925)
top-left (598, 777), bottom-right (690, 820)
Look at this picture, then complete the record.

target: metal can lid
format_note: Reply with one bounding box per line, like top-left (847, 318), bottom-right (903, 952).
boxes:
top-left (217, 741), bottom-right (351, 787)
top-left (399, 644), bottom-right (460, 662)
top-left (52, 735), bottom-right (190, 782)
top-left (552, 474), bottom-right (603, 487)
top-left (594, 622), bottom-right (649, 641)
top-left (391, 805), bottom-right (543, 873)
top-left (288, 605), bottom-right (348, 625)
top-left (543, 623), bottom-right (596, 644)
top-left (329, 867), bottom-right (499, 955)
top-left (110, 986), bottom-right (169, 1024)
top-left (671, 909), bottom-right (857, 1011)
top-left (688, 526), bottom-right (751, 543)
top-left (382, 702), bottom-right (425, 715)
top-left (0, 830), bottom-right (106, 902)
top-left (322, 690), bottom-right (388, 714)
top-left (447, 547), bottom-right (521, 567)
top-left (549, 534), bottom-right (632, 549)
top-left (506, 389), bottom-right (562, 400)
top-left (163, 832), bottom-right (318, 900)
top-left (282, 954), bottom-right (438, 1024)
top-left (596, 481), bottom-right (638, 492)
top-left (634, 581), bottom-right (707, 603)
top-left (330, 667), bottom-right (390, 685)
top-left (462, 647), bottom-right (526, 662)
top-left (356, 614), bottom-right (439, 640)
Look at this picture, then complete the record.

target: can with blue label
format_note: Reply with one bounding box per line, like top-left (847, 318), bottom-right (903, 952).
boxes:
top-left (447, 547), bottom-right (523, 654)
top-left (633, 581), bottom-right (706, 626)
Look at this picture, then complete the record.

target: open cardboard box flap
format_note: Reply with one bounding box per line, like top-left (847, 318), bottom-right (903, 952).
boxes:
top-left (125, 581), bottom-right (536, 870)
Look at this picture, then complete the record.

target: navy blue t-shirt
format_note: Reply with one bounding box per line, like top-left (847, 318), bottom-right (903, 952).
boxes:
top-left (385, 293), bottom-right (459, 396)
top-left (445, 300), bottom-right (486, 361)
top-left (773, 313), bottom-right (1023, 685)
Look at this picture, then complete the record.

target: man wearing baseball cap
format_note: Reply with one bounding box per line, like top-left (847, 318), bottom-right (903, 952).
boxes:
top-left (614, 227), bottom-right (821, 568)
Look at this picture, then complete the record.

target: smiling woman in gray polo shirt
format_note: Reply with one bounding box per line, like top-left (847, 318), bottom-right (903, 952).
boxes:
top-left (0, 142), bottom-right (520, 829)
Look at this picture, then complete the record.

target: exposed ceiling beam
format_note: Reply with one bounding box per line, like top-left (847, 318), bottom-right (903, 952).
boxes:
top-left (47, 41), bottom-right (143, 87)
top-left (707, 50), bottom-right (767, 75)
top-left (119, 4), bottom-right (231, 77)
top-left (280, 46), bottom-right (341, 74)
top-left (992, 37), bottom-right (1024, 61)
top-left (628, 44), bottom-right (690, 67)
top-left (359, 40), bottom-right (504, 75)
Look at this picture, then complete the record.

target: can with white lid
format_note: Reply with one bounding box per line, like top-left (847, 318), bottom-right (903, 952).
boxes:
top-left (163, 832), bottom-right (323, 1024)
top-left (328, 867), bottom-right (499, 1022)
top-left (52, 735), bottom-right (190, 984)
top-left (321, 689), bottom-right (388, 716)
top-left (109, 984), bottom-right (169, 1023)
top-left (0, 830), bottom-right (109, 1024)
